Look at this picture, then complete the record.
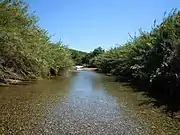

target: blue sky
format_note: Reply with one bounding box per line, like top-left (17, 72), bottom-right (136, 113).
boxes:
top-left (25, 0), bottom-right (179, 52)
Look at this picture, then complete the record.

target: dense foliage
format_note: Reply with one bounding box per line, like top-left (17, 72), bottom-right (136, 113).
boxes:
top-left (82, 47), bottom-right (105, 67)
top-left (69, 49), bottom-right (87, 65)
top-left (92, 10), bottom-right (180, 105)
top-left (0, 0), bottom-right (73, 82)
top-left (69, 47), bottom-right (104, 66)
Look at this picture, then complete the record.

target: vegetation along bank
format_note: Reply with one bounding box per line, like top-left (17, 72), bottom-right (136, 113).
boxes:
top-left (1, 0), bottom-right (180, 117)
top-left (0, 0), bottom-right (74, 85)
top-left (88, 10), bottom-right (180, 116)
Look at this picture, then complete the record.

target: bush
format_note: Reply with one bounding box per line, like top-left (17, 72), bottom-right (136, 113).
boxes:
top-left (93, 10), bottom-right (180, 100)
top-left (0, 0), bottom-right (73, 80)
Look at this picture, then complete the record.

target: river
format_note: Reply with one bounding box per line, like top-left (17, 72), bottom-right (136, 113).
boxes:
top-left (0, 71), bottom-right (180, 135)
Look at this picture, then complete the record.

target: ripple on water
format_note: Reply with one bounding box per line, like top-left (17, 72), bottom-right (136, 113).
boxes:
top-left (42, 88), bottom-right (146, 134)
top-left (0, 71), bottom-right (147, 135)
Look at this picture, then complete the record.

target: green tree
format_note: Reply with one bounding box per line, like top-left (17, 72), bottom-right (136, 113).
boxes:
top-left (0, 0), bottom-right (73, 82)
top-left (92, 10), bottom-right (180, 110)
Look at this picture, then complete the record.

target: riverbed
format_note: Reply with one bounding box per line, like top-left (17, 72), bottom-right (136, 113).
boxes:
top-left (0, 71), bottom-right (180, 135)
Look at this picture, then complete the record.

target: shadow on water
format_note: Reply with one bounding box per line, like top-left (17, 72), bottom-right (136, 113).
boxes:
top-left (119, 80), bottom-right (180, 118)
top-left (99, 75), bottom-right (180, 135)
top-left (105, 74), bottom-right (180, 118)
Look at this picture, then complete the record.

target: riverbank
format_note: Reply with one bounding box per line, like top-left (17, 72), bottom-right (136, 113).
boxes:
top-left (0, 0), bottom-right (74, 87)
top-left (0, 66), bottom-right (69, 86)
top-left (71, 67), bottom-right (97, 72)
top-left (81, 67), bottom-right (97, 71)
top-left (87, 10), bottom-right (180, 120)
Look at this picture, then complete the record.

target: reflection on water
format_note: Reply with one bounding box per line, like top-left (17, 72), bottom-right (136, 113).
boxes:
top-left (0, 71), bottom-right (165, 134)
top-left (41, 71), bottom-right (144, 135)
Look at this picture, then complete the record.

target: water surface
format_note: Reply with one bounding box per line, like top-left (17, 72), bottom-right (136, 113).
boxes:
top-left (0, 71), bottom-right (165, 134)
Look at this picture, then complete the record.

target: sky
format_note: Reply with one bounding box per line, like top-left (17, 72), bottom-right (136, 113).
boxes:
top-left (25, 0), bottom-right (179, 52)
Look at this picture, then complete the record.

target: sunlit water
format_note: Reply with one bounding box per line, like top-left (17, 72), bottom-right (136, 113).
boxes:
top-left (0, 71), bottom-right (148, 134)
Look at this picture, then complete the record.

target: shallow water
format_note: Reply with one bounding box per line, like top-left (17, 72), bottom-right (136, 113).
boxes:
top-left (0, 71), bottom-right (179, 134)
